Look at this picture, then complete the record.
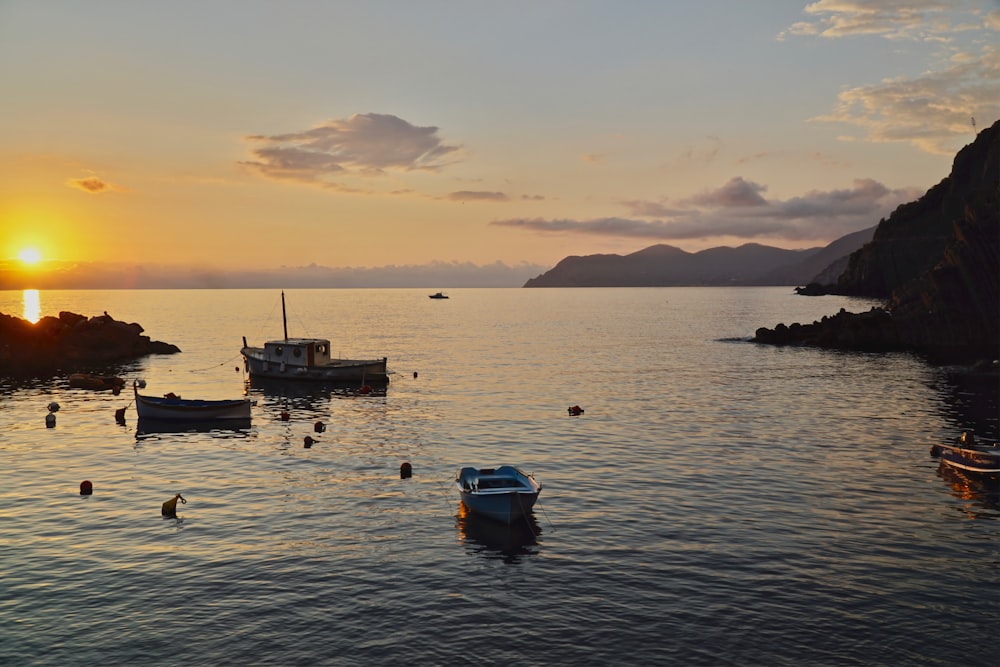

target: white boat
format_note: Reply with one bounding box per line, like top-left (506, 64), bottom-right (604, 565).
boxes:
top-left (455, 465), bottom-right (542, 524)
top-left (930, 432), bottom-right (1000, 474)
top-left (240, 292), bottom-right (389, 385)
top-left (133, 382), bottom-right (253, 421)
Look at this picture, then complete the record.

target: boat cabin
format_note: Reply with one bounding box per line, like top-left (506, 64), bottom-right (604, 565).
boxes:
top-left (261, 338), bottom-right (332, 367)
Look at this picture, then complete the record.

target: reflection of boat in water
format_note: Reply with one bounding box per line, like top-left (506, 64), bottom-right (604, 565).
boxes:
top-left (456, 503), bottom-right (540, 562)
top-left (136, 417), bottom-right (252, 438)
top-left (133, 381), bottom-right (253, 421)
top-left (455, 465), bottom-right (541, 524)
top-left (240, 291), bottom-right (388, 386)
top-left (936, 462), bottom-right (1000, 512)
top-left (930, 432), bottom-right (1000, 474)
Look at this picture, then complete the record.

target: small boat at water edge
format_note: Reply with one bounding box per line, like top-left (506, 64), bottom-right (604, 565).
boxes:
top-left (133, 381), bottom-right (253, 421)
top-left (428, 292), bottom-right (449, 299)
top-left (68, 373), bottom-right (125, 392)
top-left (240, 292), bottom-right (389, 385)
top-left (930, 432), bottom-right (1000, 474)
top-left (455, 465), bottom-right (542, 524)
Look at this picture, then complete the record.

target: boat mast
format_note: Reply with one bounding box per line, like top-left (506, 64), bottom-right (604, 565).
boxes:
top-left (281, 290), bottom-right (288, 341)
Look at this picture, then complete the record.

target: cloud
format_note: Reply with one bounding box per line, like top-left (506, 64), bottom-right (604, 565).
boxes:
top-left (444, 190), bottom-right (509, 202)
top-left (779, 0), bottom-right (973, 41)
top-left (241, 112), bottom-right (462, 186)
top-left (66, 176), bottom-right (122, 193)
top-left (814, 44), bottom-right (1000, 154)
top-left (778, 1), bottom-right (1000, 154)
top-left (491, 176), bottom-right (922, 244)
top-left (682, 177), bottom-right (768, 207)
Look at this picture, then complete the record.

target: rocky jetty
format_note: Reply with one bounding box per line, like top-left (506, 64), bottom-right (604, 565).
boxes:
top-left (0, 310), bottom-right (180, 375)
top-left (756, 120), bottom-right (999, 365)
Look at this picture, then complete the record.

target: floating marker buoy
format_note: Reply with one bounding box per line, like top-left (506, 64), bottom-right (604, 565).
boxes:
top-left (281, 410), bottom-right (290, 421)
top-left (413, 371), bottom-right (418, 379)
top-left (48, 401), bottom-right (60, 412)
top-left (359, 385), bottom-right (372, 395)
top-left (137, 379), bottom-right (147, 389)
top-left (304, 435), bottom-right (316, 448)
top-left (162, 493), bottom-right (186, 516)
top-left (80, 480), bottom-right (93, 495)
top-left (568, 405), bottom-right (584, 416)
top-left (114, 407), bottom-right (127, 424)
top-left (45, 413), bottom-right (56, 428)
top-left (400, 462), bottom-right (413, 479)
top-left (314, 421), bottom-right (326, 433)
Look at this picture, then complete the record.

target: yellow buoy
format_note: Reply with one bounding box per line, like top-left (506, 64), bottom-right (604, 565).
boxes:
top-left (161, 493), bottom-right (186, 516)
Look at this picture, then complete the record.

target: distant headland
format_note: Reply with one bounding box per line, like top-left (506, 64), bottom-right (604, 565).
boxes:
top-left (0, 310), bottom-right (180, 375)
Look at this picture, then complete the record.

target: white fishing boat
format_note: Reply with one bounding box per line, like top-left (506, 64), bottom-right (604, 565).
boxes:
top-left (455, 465), bottom-right (542, 524)
top-left (240, 292), bottom-right (389, 385)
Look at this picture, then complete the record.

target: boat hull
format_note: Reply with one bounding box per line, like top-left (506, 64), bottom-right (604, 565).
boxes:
top-left (134, 388), bottom-right (253, 422)
top-left (932, 443), bottom-right (1000, 474)
top-left (455, 466), bottom-right (541, 524)
top-left (242, 346), bottom-right (388, 385)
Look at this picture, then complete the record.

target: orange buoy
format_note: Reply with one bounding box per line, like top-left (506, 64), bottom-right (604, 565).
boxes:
top-left (161, 493), bottom-right (186, 516)
top-left (400, 462), bottom-right (413, 479)
top-left (304, 435), bottom-right (316, 448)
top-left (80, 480), bottom-right (93, 495)
top-left (314, 421), bottom-right (326, 433)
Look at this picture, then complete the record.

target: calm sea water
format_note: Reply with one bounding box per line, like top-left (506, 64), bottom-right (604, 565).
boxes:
top-left (1, 288), bottom-right (998, 667)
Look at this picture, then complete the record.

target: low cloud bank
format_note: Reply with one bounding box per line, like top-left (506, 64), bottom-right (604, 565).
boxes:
top-left (0, 260), bottom-right (548, 290)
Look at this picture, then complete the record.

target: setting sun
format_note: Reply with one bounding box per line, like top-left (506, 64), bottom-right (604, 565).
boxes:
top-left (18, 247), bottom-right (42, 264)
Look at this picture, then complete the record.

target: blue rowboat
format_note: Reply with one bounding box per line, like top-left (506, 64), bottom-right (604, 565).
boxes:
top-left (931, 432), bottom-right (1000, 474)
top-left (455, 465), bottom-right (541, 524)
top-left (133, 382), bottom-right (253, 422)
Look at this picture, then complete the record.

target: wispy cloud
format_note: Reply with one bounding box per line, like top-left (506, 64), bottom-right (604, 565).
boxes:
top-left (814, 45), bottom-right (1000, 154)
top-left (241, 113), bottom-right (462, 186)
top-left (492, 176), bottom-right (922, 244)
top-left (66, 175), bottom-right (123, 193)
top-left (780, 1), bottom-right (999, 154)
top-left (444, 190), bottom-right (509, 202)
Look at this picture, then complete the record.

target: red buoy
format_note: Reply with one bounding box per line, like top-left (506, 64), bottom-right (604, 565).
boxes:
top-left (314, 421), bottom-right (326, 433)
top-left (281, 410), bottom-right (290, 421)
top-left (304, 435), bottom-right (316, 448)
top-left (80, 480), bottom-right (93, 495)
top-left (359, 385), bottom-right (372, 395)
top-left (400, 462), bottom-right (413, 479)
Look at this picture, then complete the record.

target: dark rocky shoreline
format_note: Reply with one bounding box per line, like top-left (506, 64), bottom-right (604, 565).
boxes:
top-left (0, 310), bottom-right (180, 375)
top-left (754, 120), bottom-right (999, 367)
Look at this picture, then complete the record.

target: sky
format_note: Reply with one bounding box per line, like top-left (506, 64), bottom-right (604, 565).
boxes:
top-left (1, 0), bottom-right (998, 287)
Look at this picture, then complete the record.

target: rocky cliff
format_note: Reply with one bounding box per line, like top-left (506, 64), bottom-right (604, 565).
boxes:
top-left (755, 119), bottom-right (999, 364)
top-left (0, 311), bottom-right (181, 375)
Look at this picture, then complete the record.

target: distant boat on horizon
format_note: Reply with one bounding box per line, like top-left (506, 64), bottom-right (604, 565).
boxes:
top-left (429, 292), bottom-right (449, 299)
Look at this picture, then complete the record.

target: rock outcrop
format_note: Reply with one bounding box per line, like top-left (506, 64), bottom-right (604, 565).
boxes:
top-left (0, 310), bottom-right (181, 375)
top-left (756, 120), bottom-right (999, 364)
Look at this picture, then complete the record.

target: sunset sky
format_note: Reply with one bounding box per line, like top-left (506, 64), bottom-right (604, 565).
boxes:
top-left (1, 1), bottom-right (998, 285)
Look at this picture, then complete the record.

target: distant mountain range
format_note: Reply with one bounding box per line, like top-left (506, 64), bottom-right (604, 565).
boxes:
top-left (522, 227), bottom-right (876, 288)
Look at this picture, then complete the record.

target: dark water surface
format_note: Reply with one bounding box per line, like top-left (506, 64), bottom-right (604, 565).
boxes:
top-left (1, 288), bottom-right (997, 666)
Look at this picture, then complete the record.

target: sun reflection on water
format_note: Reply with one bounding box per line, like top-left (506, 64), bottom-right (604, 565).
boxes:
top-left (22, 289), bottom-right (41, 323)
